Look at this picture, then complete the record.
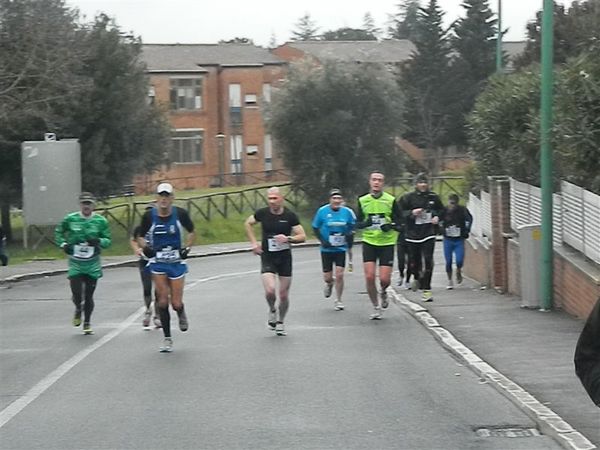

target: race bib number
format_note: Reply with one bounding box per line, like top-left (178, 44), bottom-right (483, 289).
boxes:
top-left (73, 244), bottom-right (94, 259)
top-left (267, 238), bottom-right (290, 252)
top-left (415, 211), bottom-right (432, 225)
top-left (445, 225), bottom-right (461, 237)
top-left (156, 248), bottom-right (180, 262)
top-left (328, 233), bottom-right (346, 247)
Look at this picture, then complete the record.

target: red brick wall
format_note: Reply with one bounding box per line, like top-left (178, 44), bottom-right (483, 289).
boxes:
top-left (464, 238), bottom-right (491, 286)
top-left (553, 250), bottom-right (600, 319)
top-left (489, 177), bottom-right (511, 292)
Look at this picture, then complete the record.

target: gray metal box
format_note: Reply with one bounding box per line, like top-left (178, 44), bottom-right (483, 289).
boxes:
top-left (22, 140), bottom-right (81, 226)
top-left (517, 224), bottom-right (542, 308)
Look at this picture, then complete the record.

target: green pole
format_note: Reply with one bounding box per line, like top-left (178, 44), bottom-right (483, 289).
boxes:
top-left (496, 0), bottom-right (503, 72)
top-left (540, 0), bottom-right (554, 310)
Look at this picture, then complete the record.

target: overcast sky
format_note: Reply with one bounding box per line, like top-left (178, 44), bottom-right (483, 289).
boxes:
top-left (65, 0), bottom-right (574, 47)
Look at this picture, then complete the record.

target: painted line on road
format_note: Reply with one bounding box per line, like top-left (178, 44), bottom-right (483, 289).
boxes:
top-left (388, 288), bottom-right (597, 450)
top-left (0, 306), bottom-right (144, 430)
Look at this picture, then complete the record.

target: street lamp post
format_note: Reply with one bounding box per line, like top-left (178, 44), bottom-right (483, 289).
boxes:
top-left (216, 133), bottom-right (225, 187)
top-left (540, 0), bottom-right (554, 310)
top-left (496, 0), bottom-right (503, 73)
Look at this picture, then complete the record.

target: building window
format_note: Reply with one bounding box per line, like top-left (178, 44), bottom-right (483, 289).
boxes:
top-left (170, 129), bottom-right (203, 163)
top-left (246, 145), bottom-right (258, 155)
top-left (230, 135), bottom-right (243, 173)
top-left (264, 134), bottom-right (273, 171)
top-left (244, 94), bottom-right (258, 106)
top-left (262, 83), bottom-right (271, 103)
top-left (169, 78), bottom-right (203, 111)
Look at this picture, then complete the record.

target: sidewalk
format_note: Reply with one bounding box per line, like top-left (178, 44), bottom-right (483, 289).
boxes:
top-left (1, 242), bottom-right (598, 449)
top-left (391, 246), bottom-right (599, 450)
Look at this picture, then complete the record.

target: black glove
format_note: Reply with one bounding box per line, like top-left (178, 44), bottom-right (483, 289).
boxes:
top-left (180, 247), bottom-right (191, 259)
top-left (87, 237), bottom-right (100, 247)
top-left (320, 240), bottom-right (332, 248)
top-left (142, 246), bottom-right (156, 258)
top-left (380, 223), bottom-right (394, 232)
top-left (356, 217), bottom-right (373, 229)
top-left (62, 244), bottom-right (73, 255)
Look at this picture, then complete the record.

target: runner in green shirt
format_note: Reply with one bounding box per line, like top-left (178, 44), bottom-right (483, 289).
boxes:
top-left (55, 192), bottom-right (111, 335)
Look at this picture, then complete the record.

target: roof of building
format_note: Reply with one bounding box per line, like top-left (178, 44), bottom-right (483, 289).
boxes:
top-left (141, 43), bottom-right (285, 72)
top-left (279, 39), bottom-right (416, 64)
top-left (502, 41), bottom-right (527, 61)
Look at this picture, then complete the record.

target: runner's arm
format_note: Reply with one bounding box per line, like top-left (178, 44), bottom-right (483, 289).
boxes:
top-left (244, 214), bottom-right (262, 254)
top-left (288, 224), bottom-right (306, 244)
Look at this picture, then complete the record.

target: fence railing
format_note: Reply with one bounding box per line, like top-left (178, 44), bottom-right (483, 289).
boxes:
top-left (469, 178), bottom-right (599, 265)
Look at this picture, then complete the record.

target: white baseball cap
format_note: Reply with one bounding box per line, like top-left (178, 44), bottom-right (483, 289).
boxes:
top-left (156, 182), bottom-right (174, 195)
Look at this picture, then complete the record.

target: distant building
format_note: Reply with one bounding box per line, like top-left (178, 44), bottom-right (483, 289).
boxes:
top-left (137, 43), bottom-right (288, 193)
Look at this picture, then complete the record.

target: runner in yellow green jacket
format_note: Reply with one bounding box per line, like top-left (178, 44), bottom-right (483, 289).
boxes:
top-left (54, 192), bottom-right (111, 335)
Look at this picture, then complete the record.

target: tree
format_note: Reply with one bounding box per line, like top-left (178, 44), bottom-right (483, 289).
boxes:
top-left (268, 61), bottom-right (405, 205)
top-left (322, 27), bottom-right (377, 41)
top-left (515, 0), bottom-right (600, 68)
top-left (387, 0), bottom-right (421, 41)
top-left (0, 0), bottom-right (89, 239)
top-left (290, 13), bottom-right (320, 41)
top-left (447, 0), bottom-right (498, 146)
top-left (399, 0), bottom-right (453, 168)
top-left (219, 37), bottom-right (255, 45)
top-left (362, 12), bottom-right (381, 39)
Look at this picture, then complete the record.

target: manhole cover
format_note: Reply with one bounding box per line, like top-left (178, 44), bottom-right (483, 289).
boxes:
top-left (474, 426), bottom-right (541, 438)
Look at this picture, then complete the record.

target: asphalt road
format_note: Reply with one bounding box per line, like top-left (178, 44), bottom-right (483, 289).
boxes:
top-left (0, 248), bottom-right (564, 450)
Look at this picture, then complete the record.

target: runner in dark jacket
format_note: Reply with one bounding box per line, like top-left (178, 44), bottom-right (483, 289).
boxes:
top-left (575, 298), bottom-right (600, 406)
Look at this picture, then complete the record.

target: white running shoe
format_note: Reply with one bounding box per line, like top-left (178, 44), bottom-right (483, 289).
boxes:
top-left (324, 282), bottom-right (333, 298)
top-left (275, 322), bottom-right (287, 336)
top-left (334, 300), bottom-right (345, 311)
top-left (404, 281), bottom-right (411, 290)
top-left (347, 261), bottom-right (353, 272)
top-left (268, 310), bottom-right (277, 330)
top-left (446, 279), bottom-right (454, 290)
top-left (370, 307), bottom-right (383, 320)
top-left (160, 337), bottom-right (173, 352)
top-left (143, 309), bottom-right (152, 328)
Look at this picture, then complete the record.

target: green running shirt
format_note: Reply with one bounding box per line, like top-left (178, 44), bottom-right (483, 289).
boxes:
top-left (357, 192), bottom-right (398, 246)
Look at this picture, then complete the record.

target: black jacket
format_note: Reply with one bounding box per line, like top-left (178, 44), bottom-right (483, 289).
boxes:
top-left (441, 205), bottom-right (473, 239)
top-left (575, 299), bottom-right (600, 407)
top-left (398, 190), bottom-right (444, 242)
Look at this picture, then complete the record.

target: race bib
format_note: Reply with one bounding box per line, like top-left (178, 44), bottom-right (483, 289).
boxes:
top-left (73, 244), bottom-right (94, 259)
top-left (445, 225), bottom-right (461, 237)
top-left (267, 238), bottom-right (290, 252)
top-left (156, 248), bottom-right (180, 262)
top-left (415, 211), bottom-right (432, 225)
top-left (328, 233), bottom-right (346, 247)
top-left (368, 215), bottom-right (385, 230)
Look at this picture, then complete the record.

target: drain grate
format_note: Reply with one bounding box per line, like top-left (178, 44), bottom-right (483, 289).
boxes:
top-left (475, 426), bottom-right (541, 438)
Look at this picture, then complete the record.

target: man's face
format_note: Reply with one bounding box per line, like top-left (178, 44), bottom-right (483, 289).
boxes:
top-left (267, 192), bottom-right (284, 210)
top-left (329, 195), bottom-right (343, 210)
top-left (80, 201), bottom-right (94, 216)
top-left (416, 181), bottom-right (428, 193)
top-left (156, 192), bottom-right (173, 209)
top-left (369, 173), bottom-right (385, 193)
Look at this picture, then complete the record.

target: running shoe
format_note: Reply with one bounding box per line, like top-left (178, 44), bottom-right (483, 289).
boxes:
top-left (422, 290), bottom-right (433, 302)
top-left (153, 315), bottom-right (162, 328)
top-left (83, 323), bottom-right (94, 335)
top-left (324, 282), bottom-right (333, 298)
top-left (404, 281), bottom-right (412, 290)
top-left (72, 308), bottom-right (82, 327)
top-left (369, 307), bottom-right (383, 320)
top-left (446, 279), bottom-right (454, 290)
top-left (143, 309), bottom-right (152, 328)
top-left (411, 278), bottom-right (420, 292)
top-left (275, 322), bottom-right (287, 336)
top-left (456, 269), bottom-right (463, 285)
top-left (380, 291), bottom-right (389, 310)
top-left (178, 310), bottom-right (189, 332)
top-left (160, 337), bottom-right (173, 353)
top-left (268, 310), bottom-right (277, 330)
top-left (334, 300), bottom-right (345, 311)
top-left (347, 261), bottom-right (353, 272)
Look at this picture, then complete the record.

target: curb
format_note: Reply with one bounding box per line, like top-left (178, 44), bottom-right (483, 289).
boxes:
top-left (389, 288), bottom-right (597, 450)
top-left (1, 242), bottom-right (322, 284)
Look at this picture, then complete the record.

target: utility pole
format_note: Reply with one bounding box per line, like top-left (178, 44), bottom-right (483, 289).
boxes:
top-left (540, 0), bottom-right (554, 310)
top-left (496, 0), bottom-right (503, 72)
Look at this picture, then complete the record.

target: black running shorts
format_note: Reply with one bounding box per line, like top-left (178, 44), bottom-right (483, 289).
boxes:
top-left (362, 242), bottom-right (395, 267)
top-left (321, 251), bottom-right (346, 272)
top-left (261, 251), bottom-right (292, 277)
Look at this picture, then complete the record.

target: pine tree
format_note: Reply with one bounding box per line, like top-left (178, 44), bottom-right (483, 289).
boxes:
top-left (362, 12), bottom-right (381, 39)
top-left (399, 0), bottom-right (453, 171)
top-left (291, 13), bottom-right (320, 41)
top-left (387, 0), bottom-right (421, 41)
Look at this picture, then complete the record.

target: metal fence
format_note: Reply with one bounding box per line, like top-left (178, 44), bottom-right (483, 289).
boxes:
top-left (469, 178), bottom-right (600, 265)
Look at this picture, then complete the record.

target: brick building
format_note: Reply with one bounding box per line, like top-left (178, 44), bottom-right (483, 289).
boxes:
top-left (136, 43), bottom-right (289, 193)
